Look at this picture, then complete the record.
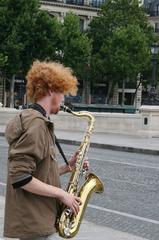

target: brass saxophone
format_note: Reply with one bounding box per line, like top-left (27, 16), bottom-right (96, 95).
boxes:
top-left (57, 105), bottom-right (104, 239)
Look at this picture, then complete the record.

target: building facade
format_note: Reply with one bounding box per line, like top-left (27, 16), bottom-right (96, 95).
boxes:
top-left (40, 0), bottom-right (102, 31)
top-left (144, 0), bottom-right (159, 32)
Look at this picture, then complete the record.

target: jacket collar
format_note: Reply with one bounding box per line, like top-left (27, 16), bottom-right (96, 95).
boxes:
top-left (29, 103), bottom-right (53, 128)
top-left (30, 103), bottom-right (47, 118)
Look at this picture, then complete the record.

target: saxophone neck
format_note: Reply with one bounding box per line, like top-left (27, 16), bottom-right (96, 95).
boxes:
top-left (60, 104), bottom-right (95, 122)
top-left (60, 104), bottom-right (95, 139)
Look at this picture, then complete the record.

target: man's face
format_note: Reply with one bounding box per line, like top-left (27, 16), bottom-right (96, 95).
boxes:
top-left (50, 92), bottom-right (64, 114)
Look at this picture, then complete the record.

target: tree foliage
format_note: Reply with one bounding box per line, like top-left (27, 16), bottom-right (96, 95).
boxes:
top-left (0, 0), bottom-right (61, 77)
top-left (58, 13), bottom-right (92, 80)
top-left (89, 0), bottom-right (155, 102)
top-left (0, 53), bottom-right (7, 69)
top-left (0, 2), bottom-right (92, 93)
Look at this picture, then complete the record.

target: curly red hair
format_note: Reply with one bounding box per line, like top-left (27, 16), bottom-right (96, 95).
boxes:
top-left (26, 60), bottom-right (78, 102)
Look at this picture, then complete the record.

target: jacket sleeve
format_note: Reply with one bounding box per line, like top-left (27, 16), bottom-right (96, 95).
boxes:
top-left (8, 119), bottom-right (47, 188)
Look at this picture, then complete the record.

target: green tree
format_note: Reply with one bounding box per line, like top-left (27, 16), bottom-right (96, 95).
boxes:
top-left (58, 13), bottom-right (92, 103)
top-left (0, 54), bottom-right (7, 69)
top-left (0, 0), bottom-right (60, 107)
top-left (89, 0), bottom-right (154, 104)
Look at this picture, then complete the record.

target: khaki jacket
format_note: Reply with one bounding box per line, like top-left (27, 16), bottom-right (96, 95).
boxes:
top-left (4, 109), bottom-right (61, 238)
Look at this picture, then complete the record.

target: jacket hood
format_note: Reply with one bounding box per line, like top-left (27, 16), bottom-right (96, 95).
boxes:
top-left (5, 114), bottom-right (24, 144)
top-left (5, 109), bottom-right (50, 144)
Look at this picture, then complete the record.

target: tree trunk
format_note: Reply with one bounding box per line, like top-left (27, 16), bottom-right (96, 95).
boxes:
top-left (82, 75), bottom-right (91, 104)
top-left (106, 79), bottom-right (113, 104)
top-left (134, 73), bottom-right (142, 111)
top-left (0, 75), bottom-right (3, 105)
top-left (82, 78), bottom-right (91, 104)
top-left (86, 79), bottom-right (91, 104)
top-left (2, 76), bottom-right (6, 106)
top-left (82, 77), bottom-right (86, 103)
top-left (10, 74), bottom-right (15, 108)
top-left (121, 78), bottom-right (125, 106)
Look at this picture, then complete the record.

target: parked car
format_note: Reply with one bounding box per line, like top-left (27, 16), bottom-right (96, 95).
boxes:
top-left (65, 95), bottom-right (82, 103)
top-left (17, 103), bottom-right (32, 110)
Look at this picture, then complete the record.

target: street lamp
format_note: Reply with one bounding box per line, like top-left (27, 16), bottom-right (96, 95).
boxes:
top-left (142, 43), bottom-right (159, 105)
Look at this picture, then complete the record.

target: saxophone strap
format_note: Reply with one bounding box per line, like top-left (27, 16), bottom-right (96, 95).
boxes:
top-left (55, 135), bottom-right (70, 166)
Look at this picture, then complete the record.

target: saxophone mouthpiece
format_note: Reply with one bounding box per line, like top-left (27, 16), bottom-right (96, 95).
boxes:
top-left (60, 104), bottom-right (72, 114)
top-left (60, 105), bottom-right (65, 111)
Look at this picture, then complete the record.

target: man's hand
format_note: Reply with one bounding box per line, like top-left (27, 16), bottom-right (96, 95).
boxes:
top-left (68, 149), bottom-right (89, 172)
top-left (59, 149), bottom-right (90, 175)
top-left (59, 190), bottom-right (82, 215)
top-left (68, 149), bottom-right (80, 170)
top-left (21, 177), bottom-right (82, 215)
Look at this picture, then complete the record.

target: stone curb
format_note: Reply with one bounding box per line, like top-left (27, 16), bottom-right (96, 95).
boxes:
top-left (58, 139), bottom-right (159, 156)
top-left (1, 131), bottom-right (159, 156)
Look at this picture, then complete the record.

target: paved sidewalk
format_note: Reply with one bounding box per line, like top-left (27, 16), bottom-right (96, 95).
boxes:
top-left (0, 196), bottom-right (148, 240)
top-left (55, 129), bottom-right (159, 155)
top-left (0, 125), bottom-right (154, 239)
top-left (0, 126), bottom-right (5, 136)
top-left (0, 125), bottom-right (159, 155)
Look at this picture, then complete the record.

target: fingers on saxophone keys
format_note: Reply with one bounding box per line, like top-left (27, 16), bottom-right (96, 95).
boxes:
top-left (71, 204), bottom-right (78, 216)
top-left (72, 197), bottom-right (82, 216)
top-left (73, 203), bottom-right (79, 216)
top-left (75, 196), bottom-right (82, 205)
top-left (83, 160), bottom-right (89, 171)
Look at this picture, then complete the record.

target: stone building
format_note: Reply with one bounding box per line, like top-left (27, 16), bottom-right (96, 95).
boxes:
top-left (144, 0), bottom-right (159, 32)
top-left (40, 0), bottom-right (103, 31)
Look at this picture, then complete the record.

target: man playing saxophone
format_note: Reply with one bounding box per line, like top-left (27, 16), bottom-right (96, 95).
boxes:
top-left (3, 60), bottom-right (88, 240)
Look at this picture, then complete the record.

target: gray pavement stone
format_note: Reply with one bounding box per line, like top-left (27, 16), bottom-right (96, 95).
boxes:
top-left (0, 196), bottom-right (148, 240)
top-left (55, 129), bottom-right (159, 155)
top-left (0, 125), bottom-right (158, 240)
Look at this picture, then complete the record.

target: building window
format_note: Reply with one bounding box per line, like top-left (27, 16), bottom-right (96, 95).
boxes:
top-left (66, 0), bottom-right (84, 5)
top-left (79, 19), bottom-right (84, 32)
top-left (156, 4), bottom-right (159, 15)
top-left (90, 0), bottom-right (105, 8)
top-left (155, 22), bottom-right (159, 33)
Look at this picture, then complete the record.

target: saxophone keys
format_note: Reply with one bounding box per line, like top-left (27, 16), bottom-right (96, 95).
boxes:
top-left (64, 227), bottom-right (71, 237)
top-left (65, 208), bottom-right (72, 217)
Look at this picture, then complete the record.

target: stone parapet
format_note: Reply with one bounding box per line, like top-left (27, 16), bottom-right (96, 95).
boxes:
top-left (51, 112), bottom-right (142, 135)
top-left (0, 106), bottom-right (159, 137)
top-left (139, 105), bottom-right (159, 137)
top-left (0, 108), bottom-right (19, 125)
